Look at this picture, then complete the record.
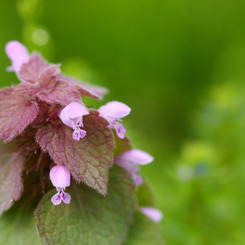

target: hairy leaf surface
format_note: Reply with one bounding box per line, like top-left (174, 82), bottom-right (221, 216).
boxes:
top-left (123, 212), bottom-right (164, 245)
top-left (36, 166), bottom-right (136, 245)
top-left (18, 53), bottom-right (49, 83)
top-left (36, 110), bottom-right (115, 195)
top-left (0, 89), bottom-right (38, 142)
top-left (0, 143), bottom-right (25, 215)
top-left (0, 203), bottom-right (44, 244)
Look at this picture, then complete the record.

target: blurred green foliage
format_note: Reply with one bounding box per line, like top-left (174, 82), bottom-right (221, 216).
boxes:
top-left (1, 0), bottom-right (245, 244)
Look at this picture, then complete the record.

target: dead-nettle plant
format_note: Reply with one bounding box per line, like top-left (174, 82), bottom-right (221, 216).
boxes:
top-left (0, 41), bottom-right (163, 244)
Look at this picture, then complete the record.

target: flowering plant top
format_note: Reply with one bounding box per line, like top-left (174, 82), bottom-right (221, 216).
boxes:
top-left (0, 41), bottom-right (162, 245)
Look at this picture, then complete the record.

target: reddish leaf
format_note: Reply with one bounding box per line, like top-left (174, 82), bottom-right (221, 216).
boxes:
top-left (37, 80), bottom-right (81, 106)
top-left (36, 111), bottom-right (115, 195)
top-left (18, 53), bottom-right (49, 83)
top-left (0, 143), bottom-right (25, 216)
top-left (38, 65), bottom-right (60, 88)
top-left (0, 87), bottom-right (14, 99)
top-left (0, 90), bottom-right (39, 142)
top-left (15, 65), bottom-right (81, 106)
top-left (13, 83), bottom-right (38, 98)
top-left (59, 75), bottom-right (108, 100)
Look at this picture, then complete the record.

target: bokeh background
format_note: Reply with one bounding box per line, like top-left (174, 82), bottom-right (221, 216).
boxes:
top-left (1, 0), bottom-right (245, 244)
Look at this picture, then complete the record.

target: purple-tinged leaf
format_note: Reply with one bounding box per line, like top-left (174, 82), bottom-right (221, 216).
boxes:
top-left (15, 65), bottom-right (81, 106)
top-left (38, 65), bottom-right (60, 88)
top-left (18, 53), bottom-right (49, 83)
top-left (0, 87), bottom-right (14, 99)
top-left (13, 83), bottom-right (38, 98)
top-left (35, 166), bottom-right (136, 245)
top-left (0, 143), bottom-right (25, 216)
top-left (0, 89), bottom-right (39, 142)
top-left (36, 110), bottom-right (115, 195)
top-left (59, 75), bottom-right (108, 100)
top-left (37, 80), bottom-right (81, 106)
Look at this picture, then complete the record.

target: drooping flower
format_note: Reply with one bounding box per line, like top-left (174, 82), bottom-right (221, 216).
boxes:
top-left (115, 149), bottom-right (154, 186)
top-left (98, 101), bottom-right (131, 139)
top-left (5, 40), bottom-right (29, 72)
top-left (140, 207), bottom-right (163, 223)
top-left (49, 166), bottom-right (71, 205)
top-left (59, 102), bottom-right (89, 141)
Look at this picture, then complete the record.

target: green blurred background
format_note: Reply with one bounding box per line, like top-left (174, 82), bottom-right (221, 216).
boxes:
top-left (1, 0), bottom-right (245, 244)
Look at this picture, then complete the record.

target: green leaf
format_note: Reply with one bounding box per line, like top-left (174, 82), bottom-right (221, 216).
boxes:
top-left (123, 212), bottom-right (164, 245)
top-left (136, 181), bottom-right (156, 207)
top-left (0, 203), bottom-right (44, 245)
top-left (35, 166), bottom-right (136, 245)
top-left (36, 110), bottom-right (115, 195)
top-left (113, 134), bottom-right (132, 157)
top-left (0, 142), bottom-right (25, 215)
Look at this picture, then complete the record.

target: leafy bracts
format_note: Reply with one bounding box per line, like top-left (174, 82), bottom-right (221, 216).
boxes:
top-left (0, 40), bottom-right (162, 245)
top-left (36, 111), bottom-right (115, 195)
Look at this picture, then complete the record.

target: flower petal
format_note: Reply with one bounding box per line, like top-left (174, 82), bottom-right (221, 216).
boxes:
top-left (115, 156), bottom-right (139, 174)
top-left (72, 128), bottom-right (86, 141)
top-left (51, 193), bottom-right (62, 205)
top-left (5, 41), bottom-right (29, 72)
top-left (62, 192), bottom-right (71, 204)
top-left (118, 149), bottom-right (154, 165)
top-left (115, 123), bottom-right (126, 139)
top-left (49, 166), bottom-right (71, 188)
top-left (140, 207), bottom-right (163, 223)
top-left (98, 101), bottom-right (131, 119)
top-left (132, 173), bottom-right (144, 187)
top-left (59, 102), bottom-right (89, 129)
top-left (5, 41), bottom-right (28, 61)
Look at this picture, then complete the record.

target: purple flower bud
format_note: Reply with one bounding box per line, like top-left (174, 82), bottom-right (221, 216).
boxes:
top-left (98, 101), bottom-right (131, 139)
top-left (59, 102), bottom-right (89, 141)
top-left (49, 166), bottom-right (71, 205)
top-left (140, 207), bottom-right (163, 223)
top-left (115, 149), bottom-right (154, 186)
top-left (5, 41), bottom-right (29, 72)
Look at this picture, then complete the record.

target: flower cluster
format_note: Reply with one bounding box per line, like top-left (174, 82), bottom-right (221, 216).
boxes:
top-left (0, 40), bottom-right (162, 224)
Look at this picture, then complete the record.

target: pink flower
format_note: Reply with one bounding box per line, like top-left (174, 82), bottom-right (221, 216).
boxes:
top-left (5, 41), bottom-right (29, 72)
top-left (59, 102), bottom-right (89, 141)
top-left (115, 149), bottom-right (154, 186)
top-left (140, 207), bottom-right (163, 223)
top-left (98, 101), bottom-right (131, 139)
top-left (49, 166), bottom-right (71, 205)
